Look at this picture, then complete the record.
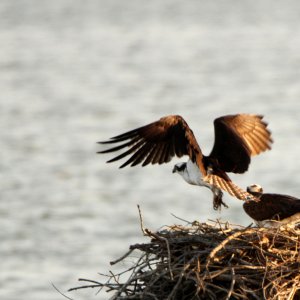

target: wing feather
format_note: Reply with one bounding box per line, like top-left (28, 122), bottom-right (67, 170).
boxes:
top-left (118, 141), bottom-right (146, 168)
top-left (162, 141), bottom-right (172, 163)
top-left (209, 114), bottom-right (273, 173)
top-left (105, 140), bottom-right (144, 164)
top-left (99, 115), bottom-right (205, 173)
top-left (99, 139), bottom-right (138, 153)
top-left (142, 144), bottom-right (157, 166)
top-left (130, 142), bottom-right (154, 167)
top-left (159, 143), bottom-right (169, 164)
top-left (152, 143), bottom-right (164, 164)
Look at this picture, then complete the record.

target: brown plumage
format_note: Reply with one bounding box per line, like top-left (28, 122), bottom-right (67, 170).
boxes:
top-left (98, 114), bottom-right (273, 209)
top-left (244, 184), bottom-right (300, 226)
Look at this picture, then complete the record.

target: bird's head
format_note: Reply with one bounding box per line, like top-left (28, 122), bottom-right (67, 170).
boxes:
top-left (247, 184), bottom-right (263, 197)
top-left (172, 162), bottom-right (187, 174)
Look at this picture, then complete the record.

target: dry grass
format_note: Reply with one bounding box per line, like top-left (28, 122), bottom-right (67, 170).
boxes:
top-left (69, 217), bottom-right (300, 300)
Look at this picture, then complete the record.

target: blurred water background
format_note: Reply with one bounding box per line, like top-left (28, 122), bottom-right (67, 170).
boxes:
top-left (2, 0), bottom-right (300, 299)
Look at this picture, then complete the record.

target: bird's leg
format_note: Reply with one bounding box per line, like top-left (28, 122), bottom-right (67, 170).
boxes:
top-left (205, 165), bottom-right (229, 210)
top-left (212, 188), bottom-right (228, 210)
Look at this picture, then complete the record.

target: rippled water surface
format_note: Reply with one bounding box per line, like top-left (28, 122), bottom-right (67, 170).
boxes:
top-left (2, 1), bottom-right (300, 299)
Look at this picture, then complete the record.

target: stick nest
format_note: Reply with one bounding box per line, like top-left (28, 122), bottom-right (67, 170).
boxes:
top-left (70, 220), bottom-right (300, 299)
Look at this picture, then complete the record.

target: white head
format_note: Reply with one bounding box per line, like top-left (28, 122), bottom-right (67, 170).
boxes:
top-left (247, 184), bottom-right (263, 196)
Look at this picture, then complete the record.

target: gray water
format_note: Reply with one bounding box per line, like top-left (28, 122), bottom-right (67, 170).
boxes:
top-left (2, 1), bottom-right (300, 299)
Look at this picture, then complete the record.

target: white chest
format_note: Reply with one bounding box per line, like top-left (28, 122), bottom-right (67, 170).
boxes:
top-left (182, 160), bottom-right (208, 187)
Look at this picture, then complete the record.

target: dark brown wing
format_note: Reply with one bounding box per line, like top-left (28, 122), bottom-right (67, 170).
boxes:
top-left (98, 115), bottom-right (206, 173)
top-left (243, 194), bottom-right (300, 221)
top-left (209, 114), bottom-right (273, 173)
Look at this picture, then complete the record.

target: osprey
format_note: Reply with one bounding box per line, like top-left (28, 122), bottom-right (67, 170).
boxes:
top-left (98, 114), bottom-right (273, 209)
top-left (244, 184), bottom-right (300, 227)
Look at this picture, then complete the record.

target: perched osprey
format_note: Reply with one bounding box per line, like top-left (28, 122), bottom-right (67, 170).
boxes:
top-left (244, 184), bottom-right (300, 227)
top-left (98, 114), bottom-right (273, 209)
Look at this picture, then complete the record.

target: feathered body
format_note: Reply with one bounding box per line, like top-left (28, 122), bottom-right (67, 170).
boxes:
top-left (244, 184), bottom-right (300, 227)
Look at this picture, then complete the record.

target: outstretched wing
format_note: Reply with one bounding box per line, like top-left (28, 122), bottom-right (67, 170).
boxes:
top-left (209, 114), bottom-right (273, 173)
top-left (98, 115), bottom-right (205, 173)
top-left (243, 194), bottom-right (300, 221)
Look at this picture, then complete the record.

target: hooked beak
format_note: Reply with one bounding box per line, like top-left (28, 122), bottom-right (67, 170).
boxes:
top-left (172, 166), bottom-right (176, 173)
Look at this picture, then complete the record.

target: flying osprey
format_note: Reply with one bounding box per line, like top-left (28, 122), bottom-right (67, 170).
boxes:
top-left (98, 114), bottom-right (273, 209)
top-left (244, 184), bottom-right (300, 227)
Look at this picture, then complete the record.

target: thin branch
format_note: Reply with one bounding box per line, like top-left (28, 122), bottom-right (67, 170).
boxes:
top-left (137, 204), bottom-right (147, 235)
top-left (110, 249), bottom-right (134, 266)
top-left (225, 267), bottom-right (236, 300)
top-left (52, 283), bottom-right (74, 300)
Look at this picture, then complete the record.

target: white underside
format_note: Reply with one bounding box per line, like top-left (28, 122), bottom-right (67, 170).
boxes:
top-left (182, 160), bottom-right (208, 186)
top-left (255, 212), bottom-right (300, 228)
top-left (176, 160), bottom-right (224, 207)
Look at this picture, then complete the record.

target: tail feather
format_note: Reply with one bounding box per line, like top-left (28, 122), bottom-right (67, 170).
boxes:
top-left (204, 174), bottom-right (258, 201)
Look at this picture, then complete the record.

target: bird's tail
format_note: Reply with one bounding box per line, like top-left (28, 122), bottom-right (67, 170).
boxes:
top-left (204, 174), bottom-right (259, 202)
